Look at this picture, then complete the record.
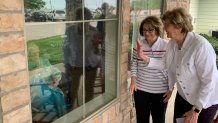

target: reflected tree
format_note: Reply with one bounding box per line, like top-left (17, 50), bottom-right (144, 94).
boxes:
top-left (65, 0), bottom-right (82, 21)
top-left (24, 0), bottom-right (46, 10)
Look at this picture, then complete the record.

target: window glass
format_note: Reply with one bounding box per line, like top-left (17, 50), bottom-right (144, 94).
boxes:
top-left (85, 0), bottom-right (118, 20)
top-left (129, 0), bottom-right (163, 69)
top-left (25, 0), bottom-right (118, 123)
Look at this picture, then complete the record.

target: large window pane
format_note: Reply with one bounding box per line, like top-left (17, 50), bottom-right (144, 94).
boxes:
top-left (27, 23), bottom-right (66, 122)
top-left (25, 1), bottom-right (118, 123)
top-left (55, 20), bottom-right (118, 122)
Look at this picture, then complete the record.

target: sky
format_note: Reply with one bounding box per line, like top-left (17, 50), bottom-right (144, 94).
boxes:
top-left (44, 0), bottom-right (117, 10)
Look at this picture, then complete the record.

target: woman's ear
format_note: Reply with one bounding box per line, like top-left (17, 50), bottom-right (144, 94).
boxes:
top-left (174, 25), bottom-right (182, 33)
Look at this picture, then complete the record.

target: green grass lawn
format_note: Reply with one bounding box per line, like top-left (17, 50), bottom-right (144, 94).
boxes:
top-left (27, 35), bottom-right (64, 65)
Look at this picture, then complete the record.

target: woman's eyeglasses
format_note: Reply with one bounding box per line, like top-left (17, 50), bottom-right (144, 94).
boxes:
top-left (143, 28), bottom-right (155, 33)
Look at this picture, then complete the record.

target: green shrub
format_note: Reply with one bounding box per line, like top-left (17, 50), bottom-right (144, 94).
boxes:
top-left (200, 33), bottom-right (218, 67)
top-left (200, 34), bottom-right (218, 53)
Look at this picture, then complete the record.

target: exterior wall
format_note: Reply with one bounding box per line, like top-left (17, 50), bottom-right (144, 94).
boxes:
top-left (189, 0), bottom-right (199, 32)
top-left (165, 0), bottom-right (190, 10)
top-left (195, 0), bottom-right (218, 35)
top-left (0, 0), bottom-right (32, 123)
top-left (166, 0), bottom-right (218, 35)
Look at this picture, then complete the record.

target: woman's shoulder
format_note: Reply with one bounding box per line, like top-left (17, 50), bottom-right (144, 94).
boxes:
top-left (157, 37), bottom-right (169, 47)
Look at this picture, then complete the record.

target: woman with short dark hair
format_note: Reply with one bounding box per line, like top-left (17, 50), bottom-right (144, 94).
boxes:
top-left (130, 16), bottom-right (173, 123)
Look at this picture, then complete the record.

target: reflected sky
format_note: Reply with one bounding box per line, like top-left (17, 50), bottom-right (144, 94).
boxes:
top-left (44, 0), bottom-right (116, 10)
top-left (44, 0), bottom-right (65, 10)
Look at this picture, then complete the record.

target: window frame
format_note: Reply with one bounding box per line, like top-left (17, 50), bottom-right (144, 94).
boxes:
top-left (24, 0), bottom-right (122, 122)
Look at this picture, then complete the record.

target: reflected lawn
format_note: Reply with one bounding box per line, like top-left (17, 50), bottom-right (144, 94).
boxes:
top-left (27, 35), bottom-right (64, 66)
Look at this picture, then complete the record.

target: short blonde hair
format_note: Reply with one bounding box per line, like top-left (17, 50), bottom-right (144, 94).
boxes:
top-left (139, 16), bottom-right (163, 36)
top-left (162, 7), bottom-right (193, 33)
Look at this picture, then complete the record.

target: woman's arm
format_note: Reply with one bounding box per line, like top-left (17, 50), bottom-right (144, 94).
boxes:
top-left (137, 39), bottom-right (165, 69)
top-left (194, 43), bottom-right (217, 109)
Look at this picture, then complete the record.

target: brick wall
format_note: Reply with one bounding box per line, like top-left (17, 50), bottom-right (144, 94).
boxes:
top-left (165, 0), bottom-right (190, 10)
top-left (0, 0), bottom-right (32, 123)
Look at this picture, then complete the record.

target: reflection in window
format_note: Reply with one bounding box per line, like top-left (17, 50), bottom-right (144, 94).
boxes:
top-left (25, 0), bottom-right (118, 122)
top-left (24, 0), bottom-right (67, 22)
top-left (85, 1), bottom-right (117, 20)
top-left (62, 8), bottom-right (100, 108)
top-left (28, 44), bottom-right (65, 118)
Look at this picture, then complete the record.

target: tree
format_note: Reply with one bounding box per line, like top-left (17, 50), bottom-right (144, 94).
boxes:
top-left (24, 0), bottom-right (46, 10)
top-left (65, 0), bottom-right (82, 21)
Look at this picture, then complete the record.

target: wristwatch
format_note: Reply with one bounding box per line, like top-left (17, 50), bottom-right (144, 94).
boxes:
top-left (192, 106), bottom-right (201, 113)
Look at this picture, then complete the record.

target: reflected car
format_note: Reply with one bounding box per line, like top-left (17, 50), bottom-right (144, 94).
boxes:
top-left (24, 9), bottom-right (31, 22)
top-left (31, 11), bottom-right (47, 22)
top-left (47, 11), bottom-right (54, 21)
top-left (49, 10), bottom-right (66, 21)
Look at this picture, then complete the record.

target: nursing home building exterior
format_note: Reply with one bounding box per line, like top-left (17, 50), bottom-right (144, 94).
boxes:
top-left (1, 0), bottom-right (217, 123)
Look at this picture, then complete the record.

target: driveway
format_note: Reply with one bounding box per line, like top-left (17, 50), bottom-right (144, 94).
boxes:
top-left (25, 22), bottom-right (66, 40)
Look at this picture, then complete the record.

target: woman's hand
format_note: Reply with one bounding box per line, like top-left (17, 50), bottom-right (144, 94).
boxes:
top-left (183, 110), bottom-right (199, 123)
top-left (130, 77), bottom-right (137, 95)
top-left (163, 90), bottom-right (173, 103)
top-left (136, 39), bottom-right (150, 63)
top-left (136, 39), bottom-right (143, 59)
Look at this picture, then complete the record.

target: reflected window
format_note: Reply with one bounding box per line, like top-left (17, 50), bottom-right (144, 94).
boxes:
top-left (25, 0), bottom-right (118, 123)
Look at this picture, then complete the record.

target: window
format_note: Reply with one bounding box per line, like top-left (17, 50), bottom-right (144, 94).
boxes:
top-left (129, 0), bottom-right (163, 68)
top-left (25, 0), bottom-right (119, 122)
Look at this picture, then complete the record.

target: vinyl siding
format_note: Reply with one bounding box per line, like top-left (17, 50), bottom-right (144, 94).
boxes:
top-left (195, 0), bottom-right (218, 35)
top-left (189, 0), bottom-right (199, 32)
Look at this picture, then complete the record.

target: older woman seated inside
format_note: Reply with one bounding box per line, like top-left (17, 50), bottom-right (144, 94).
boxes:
top-left (28, 44), bottom-right (65, 117)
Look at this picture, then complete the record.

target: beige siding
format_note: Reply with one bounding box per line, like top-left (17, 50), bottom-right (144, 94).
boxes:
top-left (195, 0), bottom-right (218, 35)
top-left (190, 0), bottom-right (199, 32)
